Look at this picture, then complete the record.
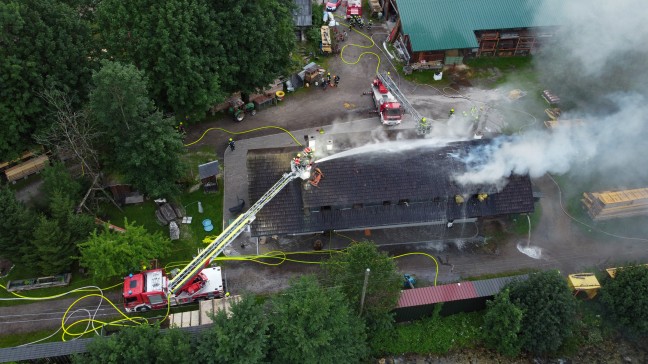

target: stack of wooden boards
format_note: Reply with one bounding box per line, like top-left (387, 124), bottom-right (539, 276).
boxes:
top-left (1, 150), bottom-right (49, 183)
top-left (542, 89), bottom-right (561, 104)
top-left (582, 188), bottom-right (648, 221)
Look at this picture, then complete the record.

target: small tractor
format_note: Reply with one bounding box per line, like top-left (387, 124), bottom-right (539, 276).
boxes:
top-left (228, 98), bottom-right (256, 122)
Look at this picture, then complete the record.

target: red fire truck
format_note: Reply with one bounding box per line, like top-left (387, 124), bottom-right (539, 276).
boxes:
top-left (346, 0), bottom-right (362, 19)
top-left (371, 74), bottom-right (404, 126)
top-left (123, 151), bottom-right (315, 312)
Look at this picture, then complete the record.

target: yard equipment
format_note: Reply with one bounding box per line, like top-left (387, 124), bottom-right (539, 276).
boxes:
top-left (123, 148), bottom-right (316, 313)
top-left (228, 98), bottom-right (256, 122)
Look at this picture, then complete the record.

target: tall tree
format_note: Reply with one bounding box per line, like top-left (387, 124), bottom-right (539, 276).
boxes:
top-left (482, 289), bottom-right (524, 357)
top-left (96, 0), bottom-right (224, 115)
top-left (210, 0), bottom-right (296, 95)
top-left (0, 186), bottom-right (33, 263)
top-left (42, 162), bottom-right (83, 203)
top-left (78, 219), bottom-right (172, 280)
top-left (268, 276), bottom-right (368, 363)
top-left (89, 60), bottom-right (185, 196)
top-left (195, 295), bottom-right (269, 363)
top-left (322, 241), bottom-right (402, 319)
top-left (600, 265), bottom-right (648, 335)
top-left (30, 191), bottom-right (94, 275)
top-left (0, 0), bottom-right (95, 160)
top-left (508, 271), bottom-right (577, 355)
top-left (35, 88), bottom-right (101, 179)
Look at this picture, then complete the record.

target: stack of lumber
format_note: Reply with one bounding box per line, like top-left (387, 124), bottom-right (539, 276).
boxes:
top-left (544, 119), bottom-right (584, 129)
top-left (544, 107), bottom-right (561, 120)
top-left (582, 188), bottom-right (648, 221)
top-left (542, 89), bottom-right (560, 104)
top-left (4, 154), bottom-right (49, 182)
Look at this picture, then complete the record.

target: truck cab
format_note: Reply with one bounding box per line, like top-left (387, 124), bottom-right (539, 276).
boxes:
top-left (346, 0), bottom-right (362, 19)
top-left (123, 267), bottom-right (223, 312)
top-left (371, 77), bottom-right (404, 125)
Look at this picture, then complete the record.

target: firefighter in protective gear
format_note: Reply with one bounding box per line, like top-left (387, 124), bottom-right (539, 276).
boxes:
top-left (449, 108), bottom-right (455, 116)
top-left (228, 138), bottom-right (235, 151)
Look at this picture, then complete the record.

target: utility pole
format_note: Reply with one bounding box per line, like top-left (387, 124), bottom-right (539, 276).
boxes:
top-left (359, 268), bottom-right (370, 316)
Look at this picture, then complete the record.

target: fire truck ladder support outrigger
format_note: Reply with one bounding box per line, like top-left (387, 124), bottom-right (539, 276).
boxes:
top-left (167, 171), bottom-right (299, 296)
top-left (377, 73), bottom-right (432, 135)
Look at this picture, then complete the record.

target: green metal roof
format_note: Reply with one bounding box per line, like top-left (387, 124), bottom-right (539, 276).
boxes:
top-left (398, 0), bottom-right (560, 52)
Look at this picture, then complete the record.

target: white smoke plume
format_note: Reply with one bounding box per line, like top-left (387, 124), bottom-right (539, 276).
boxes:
top-left (456, 0), bottom-right (648, 187)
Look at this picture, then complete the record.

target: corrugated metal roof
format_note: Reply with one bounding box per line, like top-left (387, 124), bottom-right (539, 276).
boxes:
top-left (198, 160), bottom-right (220, 179)
top-left (398, 0), bottom-right (560, 51)
top-left (397, 281), bottom-right (477, 308)
top-left (396, 274), bottom-right (529, 308)
top-left (293, 0), bottom-right (312, 27)
top-left (472, 274), bottom-right (528, 297)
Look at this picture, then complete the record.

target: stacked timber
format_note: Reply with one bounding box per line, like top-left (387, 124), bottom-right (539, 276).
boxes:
top-left (582, 188), bottom-right (648, 221)
top-left (542, 90), bottom-right (560, 104)
top-left (4, 154), bottom-right (49, 183)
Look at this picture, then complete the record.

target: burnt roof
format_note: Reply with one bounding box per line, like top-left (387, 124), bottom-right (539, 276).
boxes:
top-left (248, 140), bottom-right (534, 237)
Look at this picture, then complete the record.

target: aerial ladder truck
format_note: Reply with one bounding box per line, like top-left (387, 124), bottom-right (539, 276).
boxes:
top-left (374, 72), bottom-right (432, 135)
top-left (123, 151), bottom-right (314, 312)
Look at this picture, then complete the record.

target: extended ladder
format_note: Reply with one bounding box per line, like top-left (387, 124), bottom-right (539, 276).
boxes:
top-left (377, 73), bottom-right (432, 135)
top-left (168, 172), bottom-right (299, 295)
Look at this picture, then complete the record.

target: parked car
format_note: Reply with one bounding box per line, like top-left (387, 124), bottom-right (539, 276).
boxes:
top-left (326, 0), bottom-right (342, 11)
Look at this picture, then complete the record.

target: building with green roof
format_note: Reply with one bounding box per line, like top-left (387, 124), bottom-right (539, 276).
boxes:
top-left (392, 0), bottom-right (560, 67)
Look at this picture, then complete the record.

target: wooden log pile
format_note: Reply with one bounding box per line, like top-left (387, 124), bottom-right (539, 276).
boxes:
top-left (582, 188), bottom-right (648, 221)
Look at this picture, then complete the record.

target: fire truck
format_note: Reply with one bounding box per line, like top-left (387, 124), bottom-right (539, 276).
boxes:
top-left (346, 0), bottom-right (362, 19)
top-left (371, 73), bottom-right (404, 126)
top-left (371, 72), bottom-right (432, 135)
top-left (122, 152), bottom-right (315, 312)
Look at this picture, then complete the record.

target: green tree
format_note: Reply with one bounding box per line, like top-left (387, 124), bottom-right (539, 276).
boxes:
top-left (97, 0), bottom-right (224, 114)
top-left (112, 111), bottom-right (185, 197)
top-left (483, 289), bottom-right (523, 357)
top-left (32, 215), bottom-right (76, 275)
top-left (30, 191), bottom-right (94, 275)
top-left (78, 219), bottom-right (172, 280)
top-left (0, 186), bottom-right (33, 263)
top-left (89, 60), bottom-right (185, 196)
top-left (195, 295), bottom-right (269, 363)
top-left (600, 265), bottom-right (648, 334)
top-left (322, 241), bottom-right (402, 318)
top-left (268, 276), bottom-right (368, 363)
top-left (77, 324), bottom-right (193, 364)
top-left (508, 271), bottom-right (577, 355)
top-left (210, 0), bottom-right (296, 95)
top-left (0, 0), bottom-right (94, 160)
top-left (42, 162), bottom-right (82, 203)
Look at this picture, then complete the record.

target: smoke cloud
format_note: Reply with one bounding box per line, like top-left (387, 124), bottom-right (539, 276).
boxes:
top-left (456, 0), bottom-right (648, 188)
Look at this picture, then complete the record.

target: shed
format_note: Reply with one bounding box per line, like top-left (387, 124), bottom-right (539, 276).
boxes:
top-left (293, 0), bottom-right (312, 41)
top-left (395, 0), bottom-right (560, 65)
top-left (198, 160), bottom-right (220, 193)
top-left (393, 275), bottom-right (529, 322)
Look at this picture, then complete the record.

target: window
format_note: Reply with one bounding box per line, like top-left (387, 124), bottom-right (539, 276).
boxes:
top-left (321, 206), bottom-right (332, 211)
top-left (352, 203), bottom-right (363, 209)
top-left (130, 280), bottom-right (138, 289)
top-left (383, 201), bottom-right (391, 206)
top-left (398, 199), bottom-right (410, 206)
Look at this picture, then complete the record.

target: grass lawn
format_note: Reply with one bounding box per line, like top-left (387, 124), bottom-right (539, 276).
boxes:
top-left (507, 202), bottom-right (542, 236)
top-left (99, 180), bottom-right (224, 268)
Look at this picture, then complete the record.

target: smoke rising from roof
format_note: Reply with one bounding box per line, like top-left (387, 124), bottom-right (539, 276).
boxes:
top-left (456, 0), bottom-right (648, 188)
